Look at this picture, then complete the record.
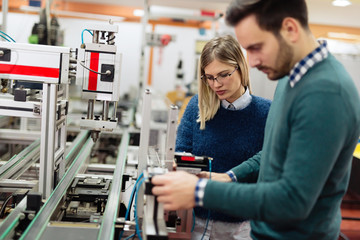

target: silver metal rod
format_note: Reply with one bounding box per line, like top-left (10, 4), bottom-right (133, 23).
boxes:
top-left (165, 105), bottom-right (179, 171)
top-left (2, 0), bottom-right (8, 32)
top-left (39, 83), bottom-right (57, 199)
top-left (21, 137), bottom-right (95, 240)
top-left (111, 101), bottom-right (117, 121)
top-left (137, 0), bottom-right (149, 99)
top-left (87, 99), bottom-right (94, 120)
top-left (102, 101), bottom-right (109, 121)
top-left (138, 89), bottom-right (151, 175)
top-left (92, 30), bottom-right (99, 43)
top-left (98, 131), bottom-right (129, 240)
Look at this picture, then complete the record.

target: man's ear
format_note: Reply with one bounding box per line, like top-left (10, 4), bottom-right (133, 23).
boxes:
top-left (280, 17), bottom-right (300, 43)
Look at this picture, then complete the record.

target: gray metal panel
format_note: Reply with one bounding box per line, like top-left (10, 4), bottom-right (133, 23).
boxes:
top-left (41, 225), bottom-right (99, 240)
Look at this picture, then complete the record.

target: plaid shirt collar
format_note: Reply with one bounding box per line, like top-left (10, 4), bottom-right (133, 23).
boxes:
top-left (288, 40), bottom-right (329, 88)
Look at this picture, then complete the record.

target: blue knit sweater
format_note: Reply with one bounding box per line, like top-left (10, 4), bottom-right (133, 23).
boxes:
top-left (176, 94), bottom-right (271, 222)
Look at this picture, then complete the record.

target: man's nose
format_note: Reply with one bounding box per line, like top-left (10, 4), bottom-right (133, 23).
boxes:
top-left (248, 54), bottom-right (261, 68)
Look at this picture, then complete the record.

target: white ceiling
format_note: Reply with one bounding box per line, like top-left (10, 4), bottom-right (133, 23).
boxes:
top-left (66, 0), bottom-right (360, 28)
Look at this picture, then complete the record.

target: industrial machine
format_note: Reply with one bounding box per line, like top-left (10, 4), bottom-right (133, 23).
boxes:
top-left (76, 23), bottom-right (122, 142)
top-left (0, 22), bottom-right (196, 239)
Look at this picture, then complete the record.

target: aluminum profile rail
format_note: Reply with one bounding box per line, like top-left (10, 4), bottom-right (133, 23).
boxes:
top-left (64, 130), bottom-right (89, 168)
top-left (0, 196), bottom-right (27, 240)
top-left (0, 139), bottom-right (40, 180)
top-left (20, 137), bottom-right (94, 240)
top-left (97, 130), bottom-right (130, 240)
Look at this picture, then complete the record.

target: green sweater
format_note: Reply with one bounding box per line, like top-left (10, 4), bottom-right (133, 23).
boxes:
top-left (203, 54), bottom-right (360, 240)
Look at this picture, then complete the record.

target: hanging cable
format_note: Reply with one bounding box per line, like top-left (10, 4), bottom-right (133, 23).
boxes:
top-left (134, 177), bottom-right (146, 240)
top-left (0, 30), bottom-right (15, 42)
top-left (0, 194), bottom-right (13, 218)
top-left (71, 58), bottom-right (111, 76)
top-left (0, 35), bottom-right (11, 42)
top-left (81, 29), bottom-right (93, 44)
top-left (191, 209), bottom-right (196, 232)
top-left (119, 173), bottom-right (144, 240)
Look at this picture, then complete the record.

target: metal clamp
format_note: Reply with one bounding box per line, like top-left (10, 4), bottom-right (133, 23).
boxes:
top-left (33, 104), bottom-right (41, 115)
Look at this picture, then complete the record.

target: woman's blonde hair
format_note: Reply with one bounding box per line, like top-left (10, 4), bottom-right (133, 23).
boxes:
top-left (198, 35), bottom-right (251, 129)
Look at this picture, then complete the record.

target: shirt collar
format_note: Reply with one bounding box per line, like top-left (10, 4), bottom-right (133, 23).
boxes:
top-left (221, 87), bottom-right (252, 111)
top-left (288, 40), bottom-right (329, 88)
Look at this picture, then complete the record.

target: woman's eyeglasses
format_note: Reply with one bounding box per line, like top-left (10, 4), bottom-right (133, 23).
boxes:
top-left (201, 66), bottom-right (238, 85)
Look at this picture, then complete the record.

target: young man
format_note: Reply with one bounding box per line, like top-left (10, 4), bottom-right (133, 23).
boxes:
top-left (152, 0), bottom-right (360, 239)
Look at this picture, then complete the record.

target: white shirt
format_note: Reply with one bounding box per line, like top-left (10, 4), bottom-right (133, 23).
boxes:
top-left (221, 87), bottom-right (252, 111)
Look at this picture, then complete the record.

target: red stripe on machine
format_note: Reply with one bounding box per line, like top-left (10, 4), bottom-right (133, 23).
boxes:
top-left (181, 156), bottom-right (195, 161)
top-left (0, 64), bottom-right (59, 78)
top-left (200, 10), bottom-right (215, 17)
top-left (88, 52), bottom-right (99, 91)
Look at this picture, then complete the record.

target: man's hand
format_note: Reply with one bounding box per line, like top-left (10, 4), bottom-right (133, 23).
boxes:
top-left (152, 171), bottom-right (198, 210)
top-left (197, 171), bottom-right (232, 182)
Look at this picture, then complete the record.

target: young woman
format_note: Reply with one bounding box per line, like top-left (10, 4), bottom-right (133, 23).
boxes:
top-left (175, 35), bottom-right (271, 240)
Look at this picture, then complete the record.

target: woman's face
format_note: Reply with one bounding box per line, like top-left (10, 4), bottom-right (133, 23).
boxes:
top-left (203, 59), bottom-right (244, 103)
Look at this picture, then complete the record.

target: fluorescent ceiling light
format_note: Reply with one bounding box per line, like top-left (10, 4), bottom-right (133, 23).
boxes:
top-left (332, 0), bottom-right (352, 7)
top-left (133, 9), bottom-right (144, 17)
top-left (328, 32), bottom-right (360, 41)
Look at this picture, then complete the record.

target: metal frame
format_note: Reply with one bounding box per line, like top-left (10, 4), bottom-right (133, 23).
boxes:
top-left (0, 42), bottom-right (71, 199)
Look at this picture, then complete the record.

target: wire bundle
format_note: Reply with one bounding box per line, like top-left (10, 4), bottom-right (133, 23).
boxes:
top-left (119, 173), bottom-right (145, 240)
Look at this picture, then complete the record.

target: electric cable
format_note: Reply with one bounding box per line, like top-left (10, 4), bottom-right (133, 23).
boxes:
top-left (0, 188), bottom-right (29, 218)
top-left (0, 30), bottom-right (16, 42)
top-left (119, 173), bottom-right (144, 240)
top-left (70, 58), bottom-right (111, 76)
top-left (125, 173), bottom-right (144, 221)
top-left (0, 194), bottom-right (13, 218)
top-left (78, 61), bottom-right (111, 76)
top-left (134, 177), bottom-right (146, 240)
top-left (123, 231), bottom-right (141, 240)
top-left (0, 35), bottom-right (11, 42)
top-left (81, 29), bottom-right (93, 44)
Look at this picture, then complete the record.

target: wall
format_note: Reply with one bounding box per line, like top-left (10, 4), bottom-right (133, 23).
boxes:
top-left (0, 12), bottom-right (214, 99)
top-left (1, 12), bottom-right (359, 101)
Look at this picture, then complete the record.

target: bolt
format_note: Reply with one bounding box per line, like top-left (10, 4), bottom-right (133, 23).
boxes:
top-left (28, 213), bottom-right (35, 220)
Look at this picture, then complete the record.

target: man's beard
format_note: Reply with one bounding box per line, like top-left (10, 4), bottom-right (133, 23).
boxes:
top-left (258, 36), bottom-right (294, 81)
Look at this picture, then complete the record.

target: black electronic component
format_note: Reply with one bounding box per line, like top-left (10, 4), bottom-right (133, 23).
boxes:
top-left (0, 48), bottom-right (11, 62)
top-left (26, 192), bottom-right (42, 212)
top-left (14, 88), bottom-right (28, 102)
top-left (63, 177), bottom-right (111, 222)
top-left (175, 152), bottom-right (209, 170)
top-left (100, 64), bottom-right (115, 82)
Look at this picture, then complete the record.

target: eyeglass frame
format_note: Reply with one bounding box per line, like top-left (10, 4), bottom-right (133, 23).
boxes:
top-left (201, 66), bottom-right (239, 85)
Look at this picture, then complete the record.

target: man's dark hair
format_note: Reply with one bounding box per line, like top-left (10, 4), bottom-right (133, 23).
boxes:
top-left (226, 0), bottom-right (309, 35)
